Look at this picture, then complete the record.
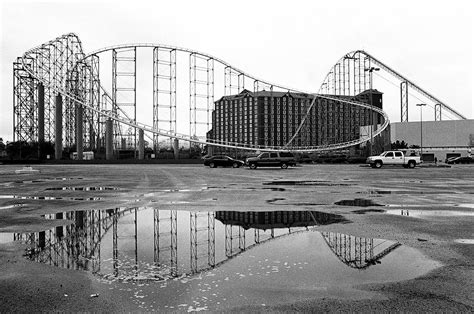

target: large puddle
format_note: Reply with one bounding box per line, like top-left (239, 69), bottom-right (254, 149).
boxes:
top-left (9, 207), bottom-right (440, 310)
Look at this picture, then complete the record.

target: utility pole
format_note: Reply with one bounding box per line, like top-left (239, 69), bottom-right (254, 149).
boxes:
top-left (416, 103), bottom-right (427, 162)
top-left (364, 67), bottom-right (379, 155)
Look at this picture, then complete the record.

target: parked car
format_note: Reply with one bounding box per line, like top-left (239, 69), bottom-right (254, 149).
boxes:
top-left (203, 155), bottom-right (244, 168)
top-left (245, 152), bottom-right (296, 169)
top-left (366, 150), bottom-right (421, 168)
top-left (446, 156), bottom-right (473, 164)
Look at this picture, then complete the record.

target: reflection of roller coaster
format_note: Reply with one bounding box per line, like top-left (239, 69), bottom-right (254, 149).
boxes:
top-left (13, 33), bottom-right (407, 159)
top-left (15, 207), bottom-right (400, 280)
top-left (16, 208), bottom-right (135, 274)
top-left (321, 232), bottom-right (401, 269)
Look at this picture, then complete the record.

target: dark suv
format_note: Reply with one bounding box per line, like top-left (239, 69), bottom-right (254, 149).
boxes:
top-left (246, 152), bottom-right (296, 169)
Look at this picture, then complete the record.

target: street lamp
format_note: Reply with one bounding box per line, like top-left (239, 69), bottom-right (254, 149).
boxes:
top-left (364, 67), bottom-right (380, 155)
top-left (416, 103), bottom-right (427, 161)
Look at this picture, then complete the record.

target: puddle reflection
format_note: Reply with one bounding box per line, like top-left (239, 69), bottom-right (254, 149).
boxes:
top-left (12, 207), bottom-right (436, 288)
top-left (335, 199), bottom-right (383, 207)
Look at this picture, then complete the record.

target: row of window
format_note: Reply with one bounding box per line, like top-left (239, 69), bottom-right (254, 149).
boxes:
top-left (212, 97), bottom-right (374, 145)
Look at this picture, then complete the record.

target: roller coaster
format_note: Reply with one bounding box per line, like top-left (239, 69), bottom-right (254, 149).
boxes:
top-left (13, 33), bottom-right (466, 157)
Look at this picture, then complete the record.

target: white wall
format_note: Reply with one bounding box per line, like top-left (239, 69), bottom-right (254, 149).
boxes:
top-left (390, 120), bottom-right (474, 147)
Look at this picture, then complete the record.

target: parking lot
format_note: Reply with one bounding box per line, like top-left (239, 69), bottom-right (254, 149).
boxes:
top-left (0, 163), bottom-right (473, 312)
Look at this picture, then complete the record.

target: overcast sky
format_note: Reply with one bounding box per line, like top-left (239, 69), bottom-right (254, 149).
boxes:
top-left (0, 0), bottom-right (472, 142)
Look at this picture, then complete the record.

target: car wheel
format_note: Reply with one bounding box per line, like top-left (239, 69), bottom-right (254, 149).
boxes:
top-left (249, 163), bottom-right (257, 169)
top-left (281, 163), bottom-right (288, 169)
top-left (408, 161), bottom-right (415, 168)
top-left (374, 161), bottom-right (382, 168)
top-left (209, 162), bottom-right (216, 168)
top-left (232, 162), bottom-right (239, 168)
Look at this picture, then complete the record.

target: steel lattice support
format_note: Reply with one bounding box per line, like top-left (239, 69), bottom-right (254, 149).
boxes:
top-left (170, 210), bottom-right (177, 276)
top-left (342, 58), bottom-right (350, 96)
top-left (90, 55), bottom-right (101, 150)
top-left (190, 211), bottom-right (215, 273)
top-left (354, 52), bottom-right (364, 95)
top-left (253, 80), bottom-right (272, 93)
top-left (37, 46), bottom-right (53, 141)
top-left (153, 209), bottom-right (159, 265)
top-left (100, 93), bottom-right (121, 150)
top-left (153, 209), bottom-right (178, 277)
top-left (65, 67), bottom-right (78, 149)
top-left (13, 57), bottom-right (37, 144)
top-left (75, 57), bottom-right (101, 152)
top-left (208, 212), bottom-right (216, 268)
top-left (400, 81), bottom-right (409, 122)
top-left (363, 56), bottom-right (371, 91)
top-left (17, 207), bottom-right (130, 273)
top-left (225, 224), bottom-right (246, 257)
top-left (224, 225), bottom-right (232, 257)
top-left (112, 208), bottom-right (118, 276)
top-left (13, 34), bottom-right (87, 153)
top-left (322, 232), bottom-right (377, 269)
top-left (52, 35), bottom-right (84, 148)
top-left (88, 209), bottom-right (102, 272)
top-left (153, 48), bottom-right (177, 151)
top-left (112, 47), bottom-right (137, 151)
top-left (334, 63), bottom-right (342, 95)
top-left (189, 53), bottom-right (214, 139)
top-left (224, 66), bottom-right (244, 96)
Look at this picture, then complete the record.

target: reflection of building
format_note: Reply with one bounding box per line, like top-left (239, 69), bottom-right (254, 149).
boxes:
top-left (208, 89), bottom-right (384, 149)
top-left (215, 210), bottom-right (346, 230)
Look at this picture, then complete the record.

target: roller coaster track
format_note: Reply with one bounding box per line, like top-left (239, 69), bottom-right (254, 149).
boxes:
top-left (18, 33), bottom-right (398, 152)
top-left (354, 50), bottom-right (466, 120)
top-left (319, 50), bottom-right (466, 120)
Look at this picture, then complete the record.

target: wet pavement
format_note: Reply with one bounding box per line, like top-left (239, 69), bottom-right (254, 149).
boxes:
top-left (6, 207), bottom-right (441, 311)
top-left (0, 163), bottom-right (473, 311)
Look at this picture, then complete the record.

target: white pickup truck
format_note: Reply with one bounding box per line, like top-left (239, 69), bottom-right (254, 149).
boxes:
top-left (366, 151), bottom-right (421, 168)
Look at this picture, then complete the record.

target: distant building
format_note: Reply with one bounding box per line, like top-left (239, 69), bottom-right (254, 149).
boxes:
top-left (390, 119), bottom-right (474, 162)
top-left (207, 89), bottom-right (384, 151)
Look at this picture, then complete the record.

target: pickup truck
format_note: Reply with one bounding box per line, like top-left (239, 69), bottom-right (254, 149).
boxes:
top-left (246, 152), bottom-right (296, 169)
top-left (366, 151), bottom-right (421, 168)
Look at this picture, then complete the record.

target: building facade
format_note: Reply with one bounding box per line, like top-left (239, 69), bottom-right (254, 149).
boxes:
top-left (207, 89), bottom-right (383, 150)
top-left (390, 119), bottom-right (474, 162)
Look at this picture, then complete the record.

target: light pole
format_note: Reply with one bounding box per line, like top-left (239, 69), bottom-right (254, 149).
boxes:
top-left (416, 103), bottom-right (427, 161)
top-left (364, 67), bottom-right (380, 155)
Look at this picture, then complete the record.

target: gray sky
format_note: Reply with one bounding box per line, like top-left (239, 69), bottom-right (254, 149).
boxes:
top-left (1, 0), bottom-right (472, 142)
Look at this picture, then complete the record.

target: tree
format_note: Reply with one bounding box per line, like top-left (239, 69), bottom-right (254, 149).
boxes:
top-left (5, 141), bottom-right (55, 160)
top-left (0, 138), bottom-right (6, 158)
top-left (391, 140), bottom-right (408, 150)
